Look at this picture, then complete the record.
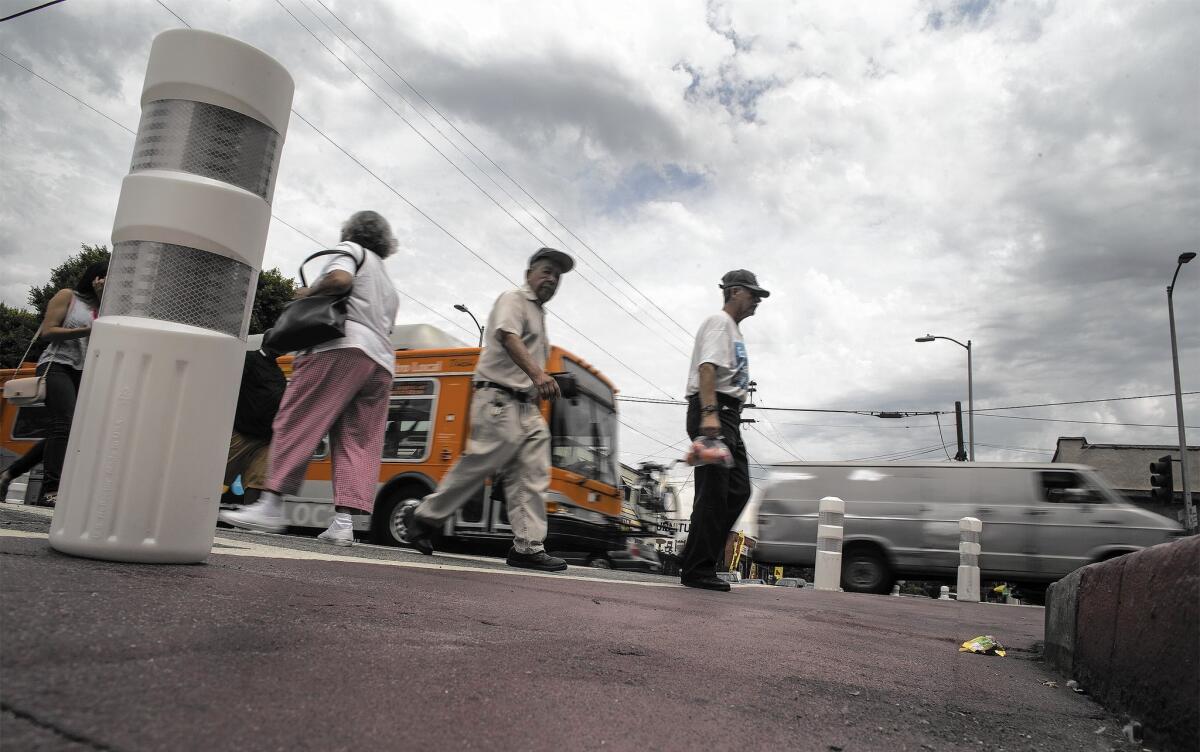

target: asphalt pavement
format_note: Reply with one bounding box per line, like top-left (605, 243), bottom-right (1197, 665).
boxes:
top-left (1, 504), bottom-right (1147, 752)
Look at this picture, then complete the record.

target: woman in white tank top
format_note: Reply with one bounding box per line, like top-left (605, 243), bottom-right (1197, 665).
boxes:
top-left (0, 260), bottom-right (107, 505)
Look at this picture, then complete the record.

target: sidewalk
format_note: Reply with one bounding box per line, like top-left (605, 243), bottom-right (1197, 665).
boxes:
top-left (1, 505), bottom-right (1145, 751)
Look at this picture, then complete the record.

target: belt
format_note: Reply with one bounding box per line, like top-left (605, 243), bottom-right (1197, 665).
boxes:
top-left (474, 381), bottom-right (531, 403)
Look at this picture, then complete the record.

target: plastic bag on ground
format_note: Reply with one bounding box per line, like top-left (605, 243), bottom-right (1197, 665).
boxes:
top-left (958, 635), bottom-right (1006, 657)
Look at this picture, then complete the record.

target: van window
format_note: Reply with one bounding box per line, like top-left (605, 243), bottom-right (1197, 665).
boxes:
top-left (11, 406), bottom-right (50, 440)
top-left (383, 379), bottom-right (437, 462)
top-left (1038, 471), bottom-right (1104, 504)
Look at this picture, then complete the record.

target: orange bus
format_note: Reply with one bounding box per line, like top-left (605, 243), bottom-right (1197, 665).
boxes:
top-left (1, 325), bottom-right (628, 561)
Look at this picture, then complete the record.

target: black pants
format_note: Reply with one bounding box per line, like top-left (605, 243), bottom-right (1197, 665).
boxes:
top-left (35, 362), bottom-right (82, 495)
top-left (2, 440), bottom-right (44, 480)
top-left (680, 395), bottom-right (751, 581)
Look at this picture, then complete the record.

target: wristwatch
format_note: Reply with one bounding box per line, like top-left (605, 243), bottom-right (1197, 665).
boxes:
top-left (700, 404), bottom-right (718, 415)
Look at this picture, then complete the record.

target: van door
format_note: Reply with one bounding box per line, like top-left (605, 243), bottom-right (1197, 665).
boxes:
top-left (970, 468), bottom-right (1035, 580)
top-left (1028, 470), bottom-right (1112, 579)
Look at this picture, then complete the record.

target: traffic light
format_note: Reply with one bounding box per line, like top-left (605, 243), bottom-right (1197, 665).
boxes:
top-left (1149, 455), bottom-right (1175, 504)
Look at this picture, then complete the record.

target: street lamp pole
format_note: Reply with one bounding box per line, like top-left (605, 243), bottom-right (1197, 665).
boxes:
top-left (454, 303), bottom-right (484, 348)
top-left (1167, 252), bottom-right (1196, 532)
top-left (916, 334), bottom-right (974, 461)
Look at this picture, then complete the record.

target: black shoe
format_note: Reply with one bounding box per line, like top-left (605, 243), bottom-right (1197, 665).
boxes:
top-left (681, 575), bottom-right (731, 592)
top-left (400, 503), bottom-right (435, 556)
top-left (506, 548), bottom-right (567, 572)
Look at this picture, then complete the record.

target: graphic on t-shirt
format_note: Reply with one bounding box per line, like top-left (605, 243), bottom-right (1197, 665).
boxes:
top-left (733, 341), bottom-right (749, 390)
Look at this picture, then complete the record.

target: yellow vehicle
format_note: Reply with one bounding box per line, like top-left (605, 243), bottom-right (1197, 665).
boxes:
top-left (2, 325), bottom-right (626, 557)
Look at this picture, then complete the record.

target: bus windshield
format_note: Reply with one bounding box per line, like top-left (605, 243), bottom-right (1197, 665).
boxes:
top-left (550, 359), bottom-right (618, 487)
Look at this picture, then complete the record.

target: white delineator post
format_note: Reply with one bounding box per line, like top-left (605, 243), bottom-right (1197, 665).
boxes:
top-left (50, 30), bottom-right (293, 563)
top-left (813, 496), bottom-right (844, 591)
top-left (956, 516), bottom-right (982, 602)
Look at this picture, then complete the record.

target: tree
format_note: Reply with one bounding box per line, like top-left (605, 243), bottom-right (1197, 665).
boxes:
top-left (27, 244), bottom-right (111, 317)
top-left (248, 267), bottom-right (296, 334)
top-left (0, 304), bottom-right (41, 370)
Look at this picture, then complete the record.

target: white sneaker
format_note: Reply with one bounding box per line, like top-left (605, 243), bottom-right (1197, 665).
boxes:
top-left (218, 496), bottom-right (284, 533)
top-left (317, 523), bottom-right (355, 547)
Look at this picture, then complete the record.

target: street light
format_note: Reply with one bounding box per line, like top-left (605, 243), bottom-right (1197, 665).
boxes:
top-left (454, 303), bottom-right (484, 348)
top-left (916, 334), bottom-right (974, 461)
top-left (1167, 251), bottom-right (1196, 532)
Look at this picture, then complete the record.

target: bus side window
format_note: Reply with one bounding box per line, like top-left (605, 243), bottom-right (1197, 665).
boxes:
top-left (382, 380), bottom-right (437, 462)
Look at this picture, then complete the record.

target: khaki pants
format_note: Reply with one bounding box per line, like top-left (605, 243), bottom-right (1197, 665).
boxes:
top-left (415, 388), bottom-right (550, 554)
top-left (225, 431), bottom-right (271, 491)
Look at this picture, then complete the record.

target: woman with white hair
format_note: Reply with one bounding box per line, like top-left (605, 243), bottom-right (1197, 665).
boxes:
top-left (220, 210), bottom-right (400, 546)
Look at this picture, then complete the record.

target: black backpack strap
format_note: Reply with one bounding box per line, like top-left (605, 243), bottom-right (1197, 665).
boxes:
top-left (297, 243), bottom-right (366, 288)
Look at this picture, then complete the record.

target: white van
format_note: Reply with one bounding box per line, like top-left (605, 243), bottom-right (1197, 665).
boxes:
top-left (753, 462), bottom-right (1183, 593)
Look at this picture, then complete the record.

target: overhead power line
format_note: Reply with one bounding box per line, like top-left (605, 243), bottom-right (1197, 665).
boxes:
top-left (274, 0), bottom-right (691, 362)
top-left (0, 0), bottom-right (66, 24)
top-left (309, 0), bottom-right (698, 344)
top-left (618, 390), bottom-right (1200, 416)
top-left (299, 0), bottom-right (692, 355)
top-left (977, 413), bottom-right (1198, 429)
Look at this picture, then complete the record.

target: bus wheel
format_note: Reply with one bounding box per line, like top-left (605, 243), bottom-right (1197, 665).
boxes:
top-left (373, 493), bottom-right (426, 547)
top-left (841, 545), bottom-right (892, 594)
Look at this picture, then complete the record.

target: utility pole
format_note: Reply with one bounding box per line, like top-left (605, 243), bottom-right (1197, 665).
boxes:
top-left (954, 401), bottom-right (967, 462)
top-left (1166, 252), bottom-right (1196, 533)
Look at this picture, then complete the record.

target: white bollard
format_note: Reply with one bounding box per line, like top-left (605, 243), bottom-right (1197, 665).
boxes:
top-left (813, 496), bottom-right (844, 591)
top-left (939, 585), bottom-right (951, 600)
top-left (50, 30), bottom-right (294, 563)
top-left (891, 584), bottom-right (900, 596)
top-left (956, 516), bottom-right (983, 603)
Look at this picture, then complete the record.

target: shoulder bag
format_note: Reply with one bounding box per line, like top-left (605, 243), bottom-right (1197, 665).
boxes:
top-left (263, 246), bottom-right (366, 353)
top-left (3, 329), bottom-right (47, 407)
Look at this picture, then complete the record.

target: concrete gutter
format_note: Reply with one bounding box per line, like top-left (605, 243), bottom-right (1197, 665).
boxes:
top-left (1045, 536), bottom-right (1199, 750)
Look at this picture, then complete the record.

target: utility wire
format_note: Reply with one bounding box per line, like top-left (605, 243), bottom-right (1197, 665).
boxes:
top-left (311, 0), bottom-right (697, 343)
top-left (972, 391), bottom-right (1200, 413)
top-left (0, 0), bottom-right (66, 24)
top-left (299, 0), bottom-right (692, 355)
top-left (977, 413), bottom-right (1199, 429)
top-left (155, 0), bottom-right (189, 27)
top-left (275, 0), bottom-right (691, 362)
top-left (933, 413), bottom-right (952, 460)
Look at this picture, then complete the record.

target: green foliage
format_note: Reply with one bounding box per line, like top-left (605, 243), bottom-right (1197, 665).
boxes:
top-left (27, 244), bottom-right (111, 316)
top-left (0, 303), bottom-right (43, 370)
top-left (248, 267), bottom-right (296, 334)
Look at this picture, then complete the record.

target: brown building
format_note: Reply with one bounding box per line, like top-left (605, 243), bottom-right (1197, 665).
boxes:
top-left (1052, 436), bottom-right (1198, 523)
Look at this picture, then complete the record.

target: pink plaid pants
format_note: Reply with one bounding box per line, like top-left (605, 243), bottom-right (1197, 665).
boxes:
top-left (267, 348), bottom-right (391, 512)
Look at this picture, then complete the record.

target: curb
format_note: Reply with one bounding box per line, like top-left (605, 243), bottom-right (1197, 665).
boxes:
top-left (1045, 536), bottom-right (1199, 750)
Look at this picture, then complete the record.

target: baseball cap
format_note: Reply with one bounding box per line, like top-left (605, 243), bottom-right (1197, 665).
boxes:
top-left (529, 247), bottom-right (575, 273)
top-left (720, 269), bottom-right (770, 297)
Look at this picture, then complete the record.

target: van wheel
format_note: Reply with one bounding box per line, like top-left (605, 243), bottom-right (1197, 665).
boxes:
top-left (841, 547), bottom-right (893, 594)
top-left (373, 492), bottom-right (427, 547)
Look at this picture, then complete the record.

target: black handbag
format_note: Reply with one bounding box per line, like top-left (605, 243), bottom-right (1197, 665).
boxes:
top-left (263, 247), bottom-right (364, 353)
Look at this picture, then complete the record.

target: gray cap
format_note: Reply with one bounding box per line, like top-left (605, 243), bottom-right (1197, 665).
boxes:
top-left (720, 269), bottom-right (770, 297)
top-left (529, 247), bottom-right (574, 273)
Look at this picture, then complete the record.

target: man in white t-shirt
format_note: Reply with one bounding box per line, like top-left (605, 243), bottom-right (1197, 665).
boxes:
top-left (680, 269), bottom-right (770, 591)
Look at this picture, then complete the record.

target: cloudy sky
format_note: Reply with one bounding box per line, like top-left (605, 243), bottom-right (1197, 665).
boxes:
top-left (2, 0), bottom-right (1197, 513)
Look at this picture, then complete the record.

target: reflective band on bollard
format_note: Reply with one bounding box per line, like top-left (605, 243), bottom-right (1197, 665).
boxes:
top-left (49, 30), bottom-right (294, 563)
top-left (814, 496), bottom-right (844, 591)
top-left (956, 516), bottom-right (982, 603)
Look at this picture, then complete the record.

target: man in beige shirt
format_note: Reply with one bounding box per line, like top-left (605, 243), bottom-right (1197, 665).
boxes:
top-left (403, 248), bottom-right (573, 571)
